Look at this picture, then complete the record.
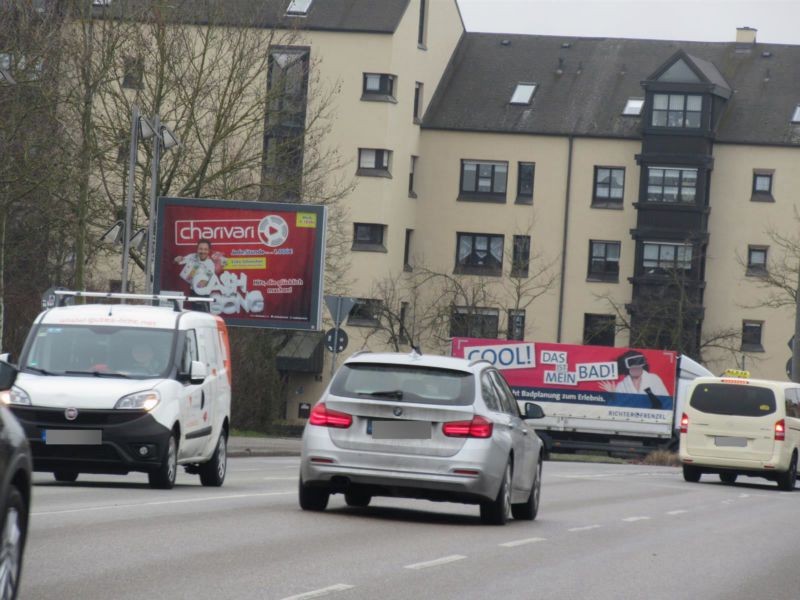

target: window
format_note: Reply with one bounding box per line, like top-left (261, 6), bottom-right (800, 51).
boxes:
top-left (417, 0), bottom-right (427, 47)
top-left (646, 167), bottom-right (697, 203)
top-left (455, 233), bottom-right (504, 275)
top-left (348, 298), bottom-right (382, 327)
top-left (791, 105), bottom-right (800, 123)
top-left (622, 98), bottom-right (644, 116)
top-left (450, 307), bottom-right (499, 338)
top-left (460, 160), bottom-right (508, 201)
top-left (511, 235), bottom-right (530, 278)
top-left (413, 82), bottom-right (423, 122)
top-left (409, 155), bottom-right (418, 197)
top-left (752, 171), bottom-right (774, 201)
top-left (122, 56), bottom-right (143, 89)
top-left (741, 320), bottom-right (764, 352)
top-left (480, 372), bottom-right (502, 412)
top-left (588, 240), bottom-right (620, 281)
top-left (510, 83), bottom-right (537, 105)
top-left (267, 47), bottom-right (310, 130)
top-left (357, 148), bottom-right (392, 177)
top-left (583, 314), bottom-right (615, 346)
top-left (642, 242), bottom-right (693, 273)
top-left (403, 229), bottom-right (413, 271)
top-left (651, 93), bottom-right (702, 128)
top-left (747, 245), bottom-right (768, 275)
top-left (362, 73), bottom-right (395, 101)
top-left (352, 223), bottom-right (386, 252)
top-left (517, 162), bottom-right (534, 203)
top-left (286, 0), bottom-right (312, 15)
top-left (593, 167), bottom-right (624, 207)
top-left (508, 309), bottom-right (525, 341)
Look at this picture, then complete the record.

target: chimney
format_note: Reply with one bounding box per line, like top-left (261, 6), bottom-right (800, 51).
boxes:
top-left (736, 27), bottom-right (757, 44)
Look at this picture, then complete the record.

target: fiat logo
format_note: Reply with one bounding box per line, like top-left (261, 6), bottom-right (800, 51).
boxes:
top-left (65, 407), bottom-right (79, 421)
top-left (393, 406), bottom-right (403, 417)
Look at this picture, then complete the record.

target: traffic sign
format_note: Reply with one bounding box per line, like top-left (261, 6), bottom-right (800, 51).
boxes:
top-left (324, 295), bottom-right (357, 327)
top-left (325, 328), bottom-right (348, 353)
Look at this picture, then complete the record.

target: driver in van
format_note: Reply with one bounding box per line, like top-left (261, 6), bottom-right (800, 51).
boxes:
top-left (130, 342), bottom-right (161, 373)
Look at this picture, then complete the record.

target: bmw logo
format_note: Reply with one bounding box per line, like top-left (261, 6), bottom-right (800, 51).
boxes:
top-left (393, 406), bottom-right (403, 417)
top-left (65, 407), bottom-right (79, 421)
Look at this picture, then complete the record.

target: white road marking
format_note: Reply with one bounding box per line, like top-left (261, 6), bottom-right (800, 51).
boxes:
top-left (404, 555), bottom-right (467, 570)
top-left (499, 536), bottom-right (547, 547)
top-left (568, 525), bottom-right (602, 532)
top-left (666, 510), bottom-right (688, 515)
top-left (622, 516), bottom-right (651, 522)
top-left (280, 584), bottom-right (355, 599)
top-left (32, 491), bottom-right (293, 516)
top-left (738, 493), bottom-right (751, 498)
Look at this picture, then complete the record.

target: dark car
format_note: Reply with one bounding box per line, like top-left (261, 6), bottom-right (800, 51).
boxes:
top-left (0, 360), bottom-right (31, 600)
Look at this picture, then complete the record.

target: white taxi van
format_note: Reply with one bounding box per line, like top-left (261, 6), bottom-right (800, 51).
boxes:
top-left (679, 373), bottom-right (799, 491)
top-left (3, 291), bottom-right (232, 489)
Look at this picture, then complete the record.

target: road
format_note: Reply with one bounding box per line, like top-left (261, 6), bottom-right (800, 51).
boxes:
top-left (22, 457), bottom-right (800, 600)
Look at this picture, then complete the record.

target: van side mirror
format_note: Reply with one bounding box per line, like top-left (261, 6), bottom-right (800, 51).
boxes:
top-left (524, 402), bottom-right (545, 419)
top-left (0, 361), bottom-right (18, 391)
top-left (189, 360), bottom-right (207, 384)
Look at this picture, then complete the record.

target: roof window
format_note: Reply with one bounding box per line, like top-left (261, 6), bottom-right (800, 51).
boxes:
top-left (286, 0), bottom-right (312, 16)
top-left (622, 98), bottom-right (644, 116)
top-left (510, 83), bottom-right (537, 105)
top-left (792, 104), bottom-right (800, 123)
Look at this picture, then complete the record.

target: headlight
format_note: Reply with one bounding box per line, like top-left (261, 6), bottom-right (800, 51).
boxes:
top-left (2, 386), bottom-right (31, 406)
top-left (115, 390), bottom-right (160, 411)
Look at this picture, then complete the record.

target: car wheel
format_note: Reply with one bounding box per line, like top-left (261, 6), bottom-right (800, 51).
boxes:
top-left (719, 473), bottom-right (737, 485)
top-left (682, 464), bottom-right (701, 483)
top-left (512, 455), bottom-right (542, 521)
top-left (481, 460), bottom-right (511, 525)
top-left (149, 434), bottom-right (178, 490)
top-left (777, 453), bottom-right (797, 491)
top-left (298, 476), bottom-right (329, 511)
top-left (0, 487), bottom-right (27, 600)
top-left (344, 491), bottom-right (371, 508)
top-left (53, 470), bottom-right (78, 483)
top-left (199, 432), bottom-right (227, 487)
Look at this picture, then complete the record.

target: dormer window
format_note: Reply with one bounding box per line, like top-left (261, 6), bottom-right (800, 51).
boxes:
top-left (622, 98), bottom-right (644, 116)
top-left (791, 104), bottom-right (800, 123)
top-left (652, 93), bottom-right (702, 128)
top-left (286, 0), bottom-right (312, 16)
top-left (510, 83), bottom-right (537, 105)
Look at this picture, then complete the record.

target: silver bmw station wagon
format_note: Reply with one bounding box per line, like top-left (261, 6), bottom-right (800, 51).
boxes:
top-left (299, 351), bottom-right (545, 524)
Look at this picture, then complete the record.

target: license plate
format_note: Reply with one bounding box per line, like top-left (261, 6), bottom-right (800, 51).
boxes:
top-left (714, 436), bottom-right (747, 447)
top-left (42, 429), bottom-right (102, 445)
top-left (369, 419), bottom-right (431, 440)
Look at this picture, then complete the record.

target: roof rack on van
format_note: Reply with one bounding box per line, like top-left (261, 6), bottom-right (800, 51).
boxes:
top-left (53, 290), bottom-right (213, 313)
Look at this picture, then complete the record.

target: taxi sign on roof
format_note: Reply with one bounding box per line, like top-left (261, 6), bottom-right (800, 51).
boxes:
top-left (723, 368), bottom-right (750, 379)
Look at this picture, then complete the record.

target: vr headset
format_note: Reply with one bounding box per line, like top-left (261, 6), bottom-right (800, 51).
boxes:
top-left (624, 354), bottom-right (647, 369)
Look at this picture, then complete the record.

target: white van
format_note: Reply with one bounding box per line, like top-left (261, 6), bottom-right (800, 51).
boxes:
top-left (679, 375), bottom-right (799, 491)
top-left (3, 292), bottom-right (232, 489)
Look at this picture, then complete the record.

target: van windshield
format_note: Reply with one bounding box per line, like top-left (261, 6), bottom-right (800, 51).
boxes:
top-left (22, 325), bottom-right (175, 379)
top-left (330, 363), bottom-right (475, 406)
top-left (689, 383), bottom-right (776, 417)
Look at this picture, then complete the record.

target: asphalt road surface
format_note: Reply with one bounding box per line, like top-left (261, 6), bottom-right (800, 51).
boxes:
top-left (23, 458), bottom-right (800, 600)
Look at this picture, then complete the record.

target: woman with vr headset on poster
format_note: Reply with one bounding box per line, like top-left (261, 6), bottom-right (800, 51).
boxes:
top-left (600, 350), bottom-right (669, 408)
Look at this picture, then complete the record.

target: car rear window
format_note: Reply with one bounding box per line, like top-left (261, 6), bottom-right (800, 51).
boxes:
top-left (689, 383), bottom-right (776, 417)
top-left (330, 363), bottom-right (475, 406)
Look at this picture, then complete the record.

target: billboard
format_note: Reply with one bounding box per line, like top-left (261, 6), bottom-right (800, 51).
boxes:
top-left (154, 197), bottom-right (326, 330)
top-left (452, 338), bottom-right (678, 422)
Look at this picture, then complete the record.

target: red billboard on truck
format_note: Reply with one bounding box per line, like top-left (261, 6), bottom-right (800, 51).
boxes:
top-left (154, 197), bottom-right (326, 330)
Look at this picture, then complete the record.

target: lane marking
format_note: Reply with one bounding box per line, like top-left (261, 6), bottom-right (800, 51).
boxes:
top-left (738, 493), bottom-right (751, 498)
top-left (499, 536), bottom-right (547, 547)
top-left (280, 584), bottom-right (355, 599)
top-left (404, 555), bottom-right (467, 570)
top-left (32, 491), bottom-right (293, 516)
top-left (622, 516), bottom-right (651, 522)
top-left (568, 525), bottom-right (601, 532)
top-left (666, 510), bottom-right (688, 515)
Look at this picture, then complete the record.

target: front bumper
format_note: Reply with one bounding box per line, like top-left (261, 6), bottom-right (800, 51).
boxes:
top-left (10, 406), bottom-right (172, 474)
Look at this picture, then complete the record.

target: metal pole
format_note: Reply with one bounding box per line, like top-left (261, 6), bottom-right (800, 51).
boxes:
top-left (145, 114), bottom-right (161, 293)
top-left (330, 297), bottom-right (342, 378)
top-left (121, 104), bottom-right (139, 295)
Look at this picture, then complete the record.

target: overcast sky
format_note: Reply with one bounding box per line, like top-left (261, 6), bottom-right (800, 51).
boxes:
top-left (456, 0), bottom-right (800, 45)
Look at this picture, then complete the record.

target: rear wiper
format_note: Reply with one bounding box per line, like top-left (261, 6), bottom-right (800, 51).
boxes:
top-left (24, 366), bottom-right (54, 375)
top-left (360, 390), bottom-right (404, 399)
top-left (63, 370), bottom-right (130, 379)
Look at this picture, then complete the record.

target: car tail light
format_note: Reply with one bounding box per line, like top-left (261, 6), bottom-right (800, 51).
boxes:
top-left (309, 403), bottom-right (352, 429)
top-left (443, 415), bottom-right (493, 438)
top-left (775, 419), bottom-right (786, 441)
top-left (680, 412), bottom-right (689, 434)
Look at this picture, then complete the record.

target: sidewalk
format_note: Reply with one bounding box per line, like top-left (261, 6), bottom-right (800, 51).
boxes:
top-left (228, 435), bottom-right (302, 458)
